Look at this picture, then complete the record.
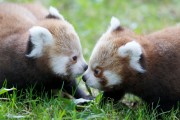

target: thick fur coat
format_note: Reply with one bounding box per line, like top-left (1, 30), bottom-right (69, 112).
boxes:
top-left (0, 3), bottom-right (88, 98)
top-left (83, 17), bottom-right (180, 110)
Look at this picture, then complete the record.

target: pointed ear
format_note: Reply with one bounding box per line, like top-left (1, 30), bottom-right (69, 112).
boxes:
top-left (46, 6), bottom-right (64, 20)
top-left (118, 41), bottom-right (145, 73)
top-left (26, 26), bottom-right (53, 58)
top-left (108, 16), bottom-right (121, 32)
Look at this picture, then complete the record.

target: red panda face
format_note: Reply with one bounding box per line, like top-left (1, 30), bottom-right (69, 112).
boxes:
top-left (45, 20), bottom-right (87, 78)
top-left (83, 17), bottom-right (145, 91)
top-left (26, 7), bottom-right (87, 79)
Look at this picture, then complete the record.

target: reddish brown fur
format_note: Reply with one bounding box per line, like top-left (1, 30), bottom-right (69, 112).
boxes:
top-left (0, 3), bottom-right (89, 99)
top-left (96, 26), bottom-right (180, 111)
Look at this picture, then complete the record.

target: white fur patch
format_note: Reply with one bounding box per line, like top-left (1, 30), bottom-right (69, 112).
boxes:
top-left (50, 56), bottom-right (69, 75)
top-left (49, 6), bottom-right (64, 20)
top-left (73, 98), bottom-right (92, 104)
top-left (118, 41), bottom-right (145, 73)
top-left (103, 70), bottom-right (121, 87)
top-left (108, 16), bottom-right (121, 32)
top-left (27, 26), bottom-right (53, 58)
top-left (71, 56), bottom-right (87, 77)
top-left (84, 69), bottom-right (101, 89)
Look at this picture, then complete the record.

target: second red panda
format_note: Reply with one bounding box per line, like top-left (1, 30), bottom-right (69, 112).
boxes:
top-left (83, 17), bottom-right (180, 110)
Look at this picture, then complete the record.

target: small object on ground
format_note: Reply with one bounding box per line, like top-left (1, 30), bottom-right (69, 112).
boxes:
top-left (73, 98), bottom-right (92, 105)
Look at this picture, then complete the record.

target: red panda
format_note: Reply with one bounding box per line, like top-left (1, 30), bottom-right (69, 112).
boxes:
top-left (82, 17), bottom-right (180, 110)
top-left (0, 3), bottom-right (89, 99)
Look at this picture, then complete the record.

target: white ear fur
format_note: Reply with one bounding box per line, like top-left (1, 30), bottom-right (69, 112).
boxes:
top-left (118, 41), bottom-right (145, 73)
top-left (49, 6), bottom-right (64, 20)
top-left (26, 26), bottom-right (53, 58)
top-left (108, 16), bottom-right (121, 32)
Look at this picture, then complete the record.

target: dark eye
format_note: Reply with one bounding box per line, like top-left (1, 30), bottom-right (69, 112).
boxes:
top-left (72, 56), bottom-right (77, 61)
top-left (94, 68), bottom-right (101, 77)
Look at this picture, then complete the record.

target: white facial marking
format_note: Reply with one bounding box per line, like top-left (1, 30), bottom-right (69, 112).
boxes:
top-left (27, 26), bottom-right (53, 58)
top-left (71, 56), bottom-right (87, 77)
top-left (50, 56), bottom-right (69, 76)
top-left (49, 6), bottom-right (64, 20)
top-left (118, 41), bottom-right (145, 73)
top-left (108, 16), bottom-right (121, 32)
top-left (103, 70), bottom-right (121, 87)
top-left (84, 69), bottom-right (101, 89)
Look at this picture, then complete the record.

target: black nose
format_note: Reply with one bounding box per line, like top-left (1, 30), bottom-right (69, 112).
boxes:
top-left (82, 75), bottom-right (86, 82)
top-left (84, 65), bottom-right (88, 71)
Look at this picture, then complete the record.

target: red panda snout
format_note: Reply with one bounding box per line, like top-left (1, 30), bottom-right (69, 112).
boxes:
top-left (83, 66), bottom-right (122, 91)
top-left (49, 55), bottom-right (87, 78)
top-left (70, 56), bottom-right (88, 78)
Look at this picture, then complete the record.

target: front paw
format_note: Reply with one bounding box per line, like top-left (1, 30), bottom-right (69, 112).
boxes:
top-left (73, 96), bottom-right (95, 105)
top-left (73, 98), bottom-right (92, 105)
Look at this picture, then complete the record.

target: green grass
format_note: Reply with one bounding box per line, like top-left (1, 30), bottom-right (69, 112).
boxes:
top-left (1, 0), bottom-right (180, 119)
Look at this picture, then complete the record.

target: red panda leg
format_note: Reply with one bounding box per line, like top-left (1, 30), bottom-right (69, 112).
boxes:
top-left (100, 90), bottom-right (125, 105)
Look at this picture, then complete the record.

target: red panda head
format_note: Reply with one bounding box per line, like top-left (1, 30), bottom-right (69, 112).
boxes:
top-left (26, 7), bottom-right (87, 79)
top-left (83, 17), bottom-right (145, 91)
